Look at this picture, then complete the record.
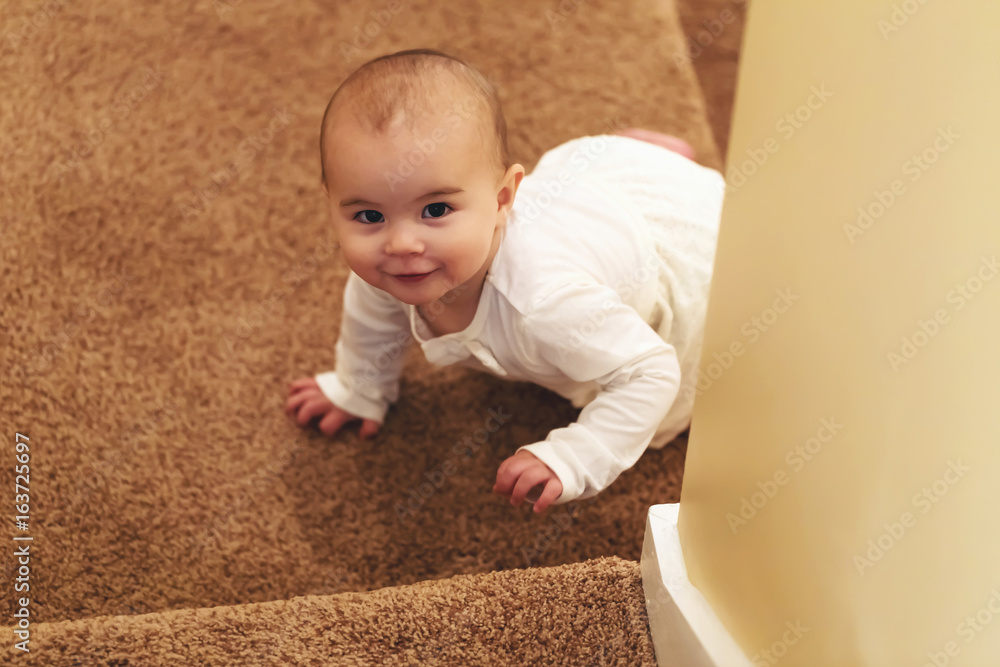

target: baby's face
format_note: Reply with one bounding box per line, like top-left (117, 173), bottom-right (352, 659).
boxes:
top-left (324, 110), bottom-right (514, 309)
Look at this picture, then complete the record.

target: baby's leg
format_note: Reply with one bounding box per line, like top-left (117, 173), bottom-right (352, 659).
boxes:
top-left (613, 128), bottom-right (696, 160)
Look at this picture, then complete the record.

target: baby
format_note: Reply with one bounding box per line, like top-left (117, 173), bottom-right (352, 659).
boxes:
top-left (286, 48), bottom-right (725, 514)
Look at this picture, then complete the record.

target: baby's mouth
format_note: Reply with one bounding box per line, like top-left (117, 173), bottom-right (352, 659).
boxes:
top-left (391, 269), bottom-right (436, 283)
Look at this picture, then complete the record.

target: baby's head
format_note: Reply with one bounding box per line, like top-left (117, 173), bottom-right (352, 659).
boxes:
top-left (320, 49), bottom-right (524, 309)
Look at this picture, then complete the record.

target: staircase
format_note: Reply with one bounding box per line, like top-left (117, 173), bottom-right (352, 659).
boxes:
top-left (0, 0), bottom-right (741, 664)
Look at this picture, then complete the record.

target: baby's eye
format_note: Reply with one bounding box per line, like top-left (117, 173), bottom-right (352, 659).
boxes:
top-left (422, 202), bottom-right (452, 219)
top-left (354, 210), bottom-right (384, 224)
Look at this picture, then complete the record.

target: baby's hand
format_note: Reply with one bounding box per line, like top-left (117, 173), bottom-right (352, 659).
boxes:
top-left (285, 377), bottom-right (380, 439)
top-left (493, 450), bottom-right (563, 514)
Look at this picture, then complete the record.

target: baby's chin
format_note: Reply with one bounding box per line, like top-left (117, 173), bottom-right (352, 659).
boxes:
top-left (378, 280), bottom-right (451, 306)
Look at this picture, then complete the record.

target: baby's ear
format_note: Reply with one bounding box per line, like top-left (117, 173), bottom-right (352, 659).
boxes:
top-left (497, 163), bottom-right (525, 211)
top-left (512, 164), bottom-right (525, 188)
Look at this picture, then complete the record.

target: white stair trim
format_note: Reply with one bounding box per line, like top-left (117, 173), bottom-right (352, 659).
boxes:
top-left (640, 503), bottom-right (752, 667)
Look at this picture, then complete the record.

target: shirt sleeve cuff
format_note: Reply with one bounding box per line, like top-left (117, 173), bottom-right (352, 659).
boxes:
top-left (314, 371), bottom-right (388, 424)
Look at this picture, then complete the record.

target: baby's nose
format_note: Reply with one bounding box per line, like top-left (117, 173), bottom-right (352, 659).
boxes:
top-left (385, 223), bottom-right (424, 255)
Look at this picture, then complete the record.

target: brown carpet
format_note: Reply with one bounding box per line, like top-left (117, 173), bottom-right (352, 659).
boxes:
top-left (1, 0), bottom-right (741, 664)
top-left (4, 557), bottom-right (655, 666)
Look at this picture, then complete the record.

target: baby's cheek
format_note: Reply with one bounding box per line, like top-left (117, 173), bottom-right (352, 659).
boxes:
top-left (339, 239), bottom-right (373, 265)
top-left (451, 232), bottom-right (489, 265)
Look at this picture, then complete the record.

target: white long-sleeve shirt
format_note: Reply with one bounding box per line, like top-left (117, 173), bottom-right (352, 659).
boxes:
top-left (317, 136), bottom-right (725, 504)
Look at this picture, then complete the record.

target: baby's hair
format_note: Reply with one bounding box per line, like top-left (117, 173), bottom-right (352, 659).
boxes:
top-left (319, 48), bottom-right (510, 189)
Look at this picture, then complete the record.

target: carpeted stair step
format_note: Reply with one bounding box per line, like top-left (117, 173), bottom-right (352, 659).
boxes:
top-left (1, 0), bottom-right (723, 631)
top-left (2, 556), bottom-right (656, 666)
top-left (1, 1), bottom-right (743, 666)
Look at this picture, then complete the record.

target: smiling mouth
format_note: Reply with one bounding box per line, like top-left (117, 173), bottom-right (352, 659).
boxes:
top-left (392, 270), bottom-right (436, 283)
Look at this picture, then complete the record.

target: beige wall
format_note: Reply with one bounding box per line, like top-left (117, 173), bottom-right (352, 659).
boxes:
top-left (678, 2), bottom-right (1000, 665)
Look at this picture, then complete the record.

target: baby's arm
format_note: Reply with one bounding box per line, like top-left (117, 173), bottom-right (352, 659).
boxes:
top-left (516, 281), bottom-right (682, 504)
top-left (289, 271), bottom-right (412, 433)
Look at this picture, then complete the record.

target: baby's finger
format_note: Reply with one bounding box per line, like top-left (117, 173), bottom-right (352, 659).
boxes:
top-left (359, 419), bottom-right (380, 440)
top-left (492, 461), bottom-right (523, 496)
top-left (492, 474), bottom-right (510, 497)
top-left (532, 479), bottom-right (563, 514)
top-left (288, 377), bottom-right (319, 392)
top-left (509, 468), bottom-right (551, 507)
top-left (296, 396), bottom-right (333, 425)
top-left (318, 410), bottom-right (351, 437)
top-left (496, 453), bottom-right (535, 482)
top-left (285, 388), bottom-right (317, 415)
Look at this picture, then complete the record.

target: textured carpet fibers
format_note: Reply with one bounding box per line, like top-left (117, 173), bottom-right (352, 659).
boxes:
top-left (1, 0), bottom-right (739, 663)
top-left (3, 557), bottom-right (656, 666)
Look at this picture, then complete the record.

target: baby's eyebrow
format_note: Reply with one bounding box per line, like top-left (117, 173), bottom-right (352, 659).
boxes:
top-left (339, 187), bottom-right (464, 208)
